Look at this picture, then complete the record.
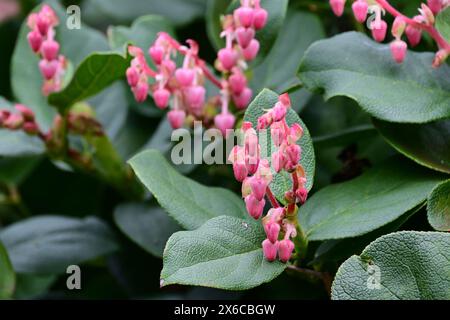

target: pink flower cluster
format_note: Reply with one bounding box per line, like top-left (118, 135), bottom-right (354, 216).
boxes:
top-left (0, 104), bottom-right (39, 135)
top-left (27, 5), bottom-right (67, 95)
top-left (125, 0), bottom-right (268, 135)
top-left (229, 94), bottom-right (308, 263)
top-left (330, 0), bottom-right (450, 67)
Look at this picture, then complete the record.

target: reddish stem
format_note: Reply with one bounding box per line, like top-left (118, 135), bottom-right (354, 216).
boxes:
top-left (292, 171), bottom-right (299, 192)
top-left (266, 187), bottom-right (280, 208)
top-left (375, 0), bottom-right (450, 51)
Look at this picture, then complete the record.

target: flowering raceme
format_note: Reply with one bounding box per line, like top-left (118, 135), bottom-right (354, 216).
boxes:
top-left (27, 5), bottom-right (67, 95)
top-left (229, 93), bottom-right (308, 263)
top-left (126, 0), bottom-right (268, 134)
top-left (329, 0), bottom-right (450, 67)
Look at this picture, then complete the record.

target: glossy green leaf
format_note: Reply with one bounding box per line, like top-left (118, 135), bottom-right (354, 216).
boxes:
top-left (243, 89), bottom-right (315, 202)
top-left (0, 241), bottom-right (15, 299)
top-left (206, 0), bottom-right (288, 63)
top-left (373, 118), bottom-right (450, 174)
top-left (128, 149), bottom-right (247, 230)
top-left (436, 7), bottom-right (450, 42)
top-left (0, 216), bottom-right (118, 274)
top-left (427, 179), bottom-right (450, 231)
top-left (298, 32), bottom-right (450, 123)
top-left (161, 216), bottom-right (286, 290)
top-left (83, 0), bottom-right (205, 26)
top-left (332, 231), bottom-right (450, 300)
top-left (114, 203), bottom-right (181, 258)
top-left (48, 53), bottom-right (130, 112)
top-left (299, 157), bottom-right (445, 241)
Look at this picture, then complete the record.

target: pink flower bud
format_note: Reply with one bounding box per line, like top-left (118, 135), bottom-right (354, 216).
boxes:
top-left (233, 162), bottom-right (248, 182)
top-left (295, 187), bottom-right (308, 204)
top-left (153, 88), bottom-right (170, 109)
top-left (272, 151), bottom-right (286, 173)
top-left (133, 82), bottom-right (149, 103)
top-left (15, 104), bottom-right (34, 121)
top-left (278, 239), bottom-right (294, 263)
top-left (405, 25), bottom-right (422, 47)
top-left (218, 48), bottom-right (238, 70)
top-left (390, 39), bottom-right (407, 63)
top-left (236, 27), bottom-right (255, 49)
top-left (149, 45), bottom-right (164, 65)
top-left (286, 144), bottom-right (301, 165)
top-left (27, 30), bottom-right (43, 53)
top-left (262, 239), bottom-right (278, 262)
top-left (167, 109), bottom-right (186, 129)
top-left (175, 68), bottom-right (195, 87)
top-left (391, 17), bottom-right (406, 38)
top-left (427, 0), bottom-right (443, 14)
top-left (161, 59), bottom-right (176, 75)
top-left (126, 67), bottom-right (139, 87)
top-left (245, 194), bottom-right (265, 220)
top-left (432, 49), bottom-right (449, 68)
top-left (4, 113), bottom-right (24, 130)
top-left (242, 39), bottom-right (260, 61)
top-left (249, 176), bottom-right (268, 201)
top-left (232, 87), bottom-right (252, 109)
top-left (330, 0), bottom-right (346, 17)
top-left (352, 0), bottom-right (368, 23)
top-left (229, 71), bottom-right (247, 95)
top-left (36, 16), bottom-right (50, 36)
top-left (39, 59), bottom-right (58, 80)
top-left (264, 222), bottom-right (280, 243)
top-left (185, 85), bottom-right (206, 109)
top-left (257, 113), bottom-right (272, 129)
top-left (253, 8), bottom-right (268, 30)
top-left (371, 19), bottom-right (388, 42)
top-left (245, 155), bottom-right (260, 176)
top-left (420, 4), bottom-right (435, 25)
top-left (244, 129), bottom-right (259, 157)
top-left (271, 102), bottom-right (287, 122)
top-left (215, 112), bottom-right (236, 137)
top-left (235, 6), bottom-right (254, 28)
top-left (289, 123), bottom-right (303, 141)
top-left (41, 39), bottom-right (59, 61)
top-left (270, 122), bottom-right (285, 147)
top-left (23, 122), bottom-right (39, 135)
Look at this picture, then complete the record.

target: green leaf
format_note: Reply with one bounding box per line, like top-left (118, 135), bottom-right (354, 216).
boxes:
top-left (0, 241), bottom-right (15, 299)
top-left (298, 32), bottom-right (450, 123)
top-left (299, 157), bottom-right (445, 241)
top-left (14, 274), bottom-right (57, 299)
top-left (251, 11), bottom-right (325, 94)
top-left (373, 118), bottom-right (450, 174)
top-left (0, 215), bottom-right (118, 274)
top-left (206, 0), bottom-right (288, 64)
top-left (0, 157), bottom-right (41, 185)
top-left (161, 215), bottom-right (286, 290)
top-left (243, 89), bottom-right (315, 202)
top-left (108, 15), bottom-right (174, 54)
top-left (11, 1), bottom-right (119, 131)
top-left (48, 53), bottom-right (130, 112)
top-left (114, 203), bottom-right (181, 258)
top-left (436, 7), bottom-right (450, 43)
top-left (83, 0), bottom-right (205, 27)
top-left (427, 179), bottom-right (450, 231)
top-left (128, 149), bottom-right (247, 230)
top-left (331, 231), bottom-right (450, 300)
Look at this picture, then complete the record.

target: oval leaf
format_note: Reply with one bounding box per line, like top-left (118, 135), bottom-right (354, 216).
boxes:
top-left (427, 179), bottom-right (450, 231)
top-left (436, 7), bottom-right (450, 43)
top-left (332, 231), bottom-right (450, 300)
top-left (161, 215), bottom-right (286, 290)
top-left (298, 32), bottom-right (450, 123)
top-left (48, 53), bottom-right (130, 112)
top-left (114, 203), bottom-right (182, 258)
top-left (0, 215), bottom-right (118, 274)
top-left (128, 149), bottom-right (247, 230)
top-left (0, 241), bottom-right (15, 299)
top-left (373, 118), bottom-right (450, 174)
top-left (243, 89), bottom-right (315, 202)
top-left (299, 157), bottom-right (445, 241)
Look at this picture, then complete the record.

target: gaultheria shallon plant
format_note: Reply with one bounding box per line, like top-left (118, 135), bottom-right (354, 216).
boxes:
top-left (126, 0), bottom-right (268, 134)
top-left (27, 5), bottom-right (67, 95)
top-left (229, 93), bottom-right (308, 263)
top-left (330, 0), bottom-right (450, 67)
